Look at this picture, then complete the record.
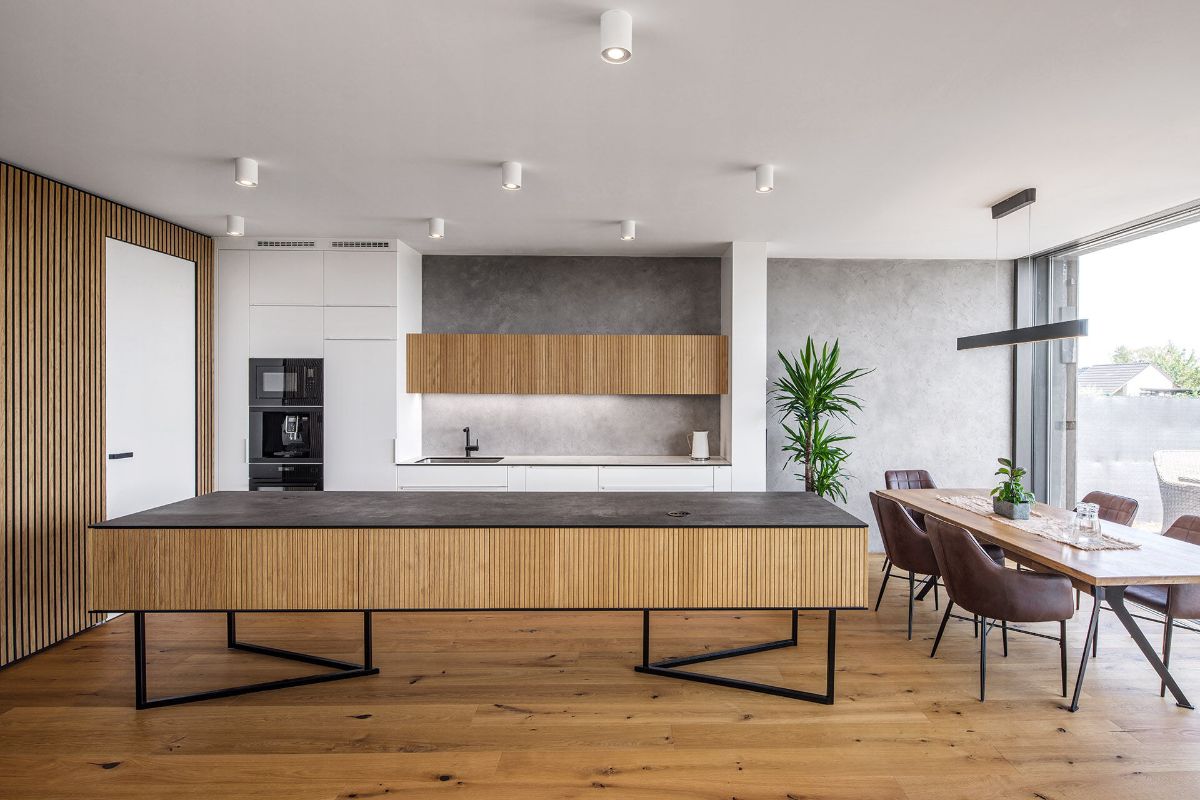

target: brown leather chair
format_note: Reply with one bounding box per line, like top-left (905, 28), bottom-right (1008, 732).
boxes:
top-left (1120, 515), bottom-right (1200, 696)
top-left (871, 493), bottom-right (940, 639)
top-left (926, 516), bottom-right (1073, 701)
top-left (1082, 490), bottom-right (1139, 526)
top-left (884, 469), bottom-right (937, 531)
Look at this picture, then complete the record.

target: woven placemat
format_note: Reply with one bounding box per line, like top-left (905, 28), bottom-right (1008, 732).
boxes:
top-left (935, 494), bottom-right (1141, 551)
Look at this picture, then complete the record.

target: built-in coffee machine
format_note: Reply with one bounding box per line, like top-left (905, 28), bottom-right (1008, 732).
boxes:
top-left (248, 358), bottom-right (324, 491)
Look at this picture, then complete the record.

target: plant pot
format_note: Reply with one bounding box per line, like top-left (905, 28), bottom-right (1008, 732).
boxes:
top-left (993, 498), bottom-right (1030, 520)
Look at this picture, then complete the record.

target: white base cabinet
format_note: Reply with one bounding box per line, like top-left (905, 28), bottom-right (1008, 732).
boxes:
top-left (396, 464), bottom-right (732, 492)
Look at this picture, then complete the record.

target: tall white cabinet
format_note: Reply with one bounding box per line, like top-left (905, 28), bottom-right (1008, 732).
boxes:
top-left (215, 239), bottom-right (422, 491)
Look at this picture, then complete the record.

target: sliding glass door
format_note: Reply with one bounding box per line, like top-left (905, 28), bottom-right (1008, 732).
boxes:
top-left (1026, 210), bottom-right (1200, 531)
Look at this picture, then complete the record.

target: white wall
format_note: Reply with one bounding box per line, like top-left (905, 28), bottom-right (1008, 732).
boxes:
top-left (721, 242), bottom-right (768, 490)
top-left (395, 241), bottom-right (422, 461)
top-left (767, 259), bottom-right (1014, 549)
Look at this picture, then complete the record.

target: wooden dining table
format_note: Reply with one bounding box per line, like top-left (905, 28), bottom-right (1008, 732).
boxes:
top-left (878, 488), bottom-right (1200, 711)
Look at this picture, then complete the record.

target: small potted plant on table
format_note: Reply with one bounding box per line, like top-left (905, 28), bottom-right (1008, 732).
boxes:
top-left (991, 457), bottom-right (1034, 520)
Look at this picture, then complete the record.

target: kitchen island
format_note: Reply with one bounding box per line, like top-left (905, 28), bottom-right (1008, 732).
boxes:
top-left (89, 491), bottom-right (868, 708)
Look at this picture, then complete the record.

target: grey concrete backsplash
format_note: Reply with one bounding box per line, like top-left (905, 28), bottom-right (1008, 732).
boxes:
top-left (423, 255), bottom-right (721, 334)
top-left (421, 255), bottom-right (722, 455)
top-left (766, 258), bottom-right (1014, 550)
top-left (423, 395), bottom-right (721, 456)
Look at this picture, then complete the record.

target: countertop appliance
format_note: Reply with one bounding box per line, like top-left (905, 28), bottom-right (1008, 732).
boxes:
top-left (688, 430), bottom-right (711, 461)
top-left (250, 358), bottom-right (323, 491)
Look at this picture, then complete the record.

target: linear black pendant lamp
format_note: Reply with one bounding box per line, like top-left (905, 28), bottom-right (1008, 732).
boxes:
top-left (958, 188), bottom-right (1089, 351)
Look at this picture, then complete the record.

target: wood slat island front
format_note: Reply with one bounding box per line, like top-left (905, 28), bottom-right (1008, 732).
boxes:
top-left (88, 491), bottom-right (867, 708)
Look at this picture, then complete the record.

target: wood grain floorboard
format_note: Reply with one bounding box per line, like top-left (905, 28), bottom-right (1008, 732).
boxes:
top-left (0, 555), bottom-right (1198, 798)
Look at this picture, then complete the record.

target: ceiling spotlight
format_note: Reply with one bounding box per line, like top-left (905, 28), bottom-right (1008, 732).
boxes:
top-left (501, 161), bottom-right (522, 190)
top-left (600, 10), bottom-right (633, 64)
top-left (225, 214), bottom-right (245, 236)
top-left (234, 157), bottom-right (258, 187)
top-left (428, 217), bottom-right (445, 239)
top-left (755, 164), bottom-right (774, 193)
top-left (619, 220), bottom-right (636, 240)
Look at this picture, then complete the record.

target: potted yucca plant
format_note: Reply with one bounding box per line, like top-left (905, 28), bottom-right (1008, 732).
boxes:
top-left (770, 337), bottom-right (873, 503)
top-left (991, 457), bottom-right (1035, 519)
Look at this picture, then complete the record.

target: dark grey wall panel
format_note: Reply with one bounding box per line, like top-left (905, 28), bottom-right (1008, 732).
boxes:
top-left (421, 255), bottom-right (721, 456)
top-left (423, 255), bottom-right (720, 334)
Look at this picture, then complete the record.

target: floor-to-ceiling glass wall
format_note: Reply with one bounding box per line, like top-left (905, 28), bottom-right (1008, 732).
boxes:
top-left (1045, 218), bottom-right (1200, 531)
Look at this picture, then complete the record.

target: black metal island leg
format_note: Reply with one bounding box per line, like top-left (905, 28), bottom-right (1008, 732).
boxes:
top-left (633, 609), bottom-right (838, 704)
top-left (133, 611), bottom-right (380, 710)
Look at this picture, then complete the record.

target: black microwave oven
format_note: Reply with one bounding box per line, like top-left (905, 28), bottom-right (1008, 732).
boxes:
top-left (249, 358), bottom-right (322, 407)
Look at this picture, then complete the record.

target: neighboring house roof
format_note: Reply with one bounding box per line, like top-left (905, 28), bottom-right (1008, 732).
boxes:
top-left (1077, 362), bottom-right (1175, 395)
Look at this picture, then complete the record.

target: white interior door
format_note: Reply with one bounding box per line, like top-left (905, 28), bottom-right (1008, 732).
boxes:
top-left (105, 238), bottom-right (196, 519)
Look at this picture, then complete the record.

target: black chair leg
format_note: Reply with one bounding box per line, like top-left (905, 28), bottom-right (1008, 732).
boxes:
top-left (1002, 619), bottom-right (1008, 657)
top-left (907, 571), bottom-right (915, 640)
top-left (1161, 613), bottom-right (1175, 698)
top-left (882, 555), bottom-right (891, 573)
top-left (931, 602), bottom-right (954, 658)
top-left (933, 581), bottom-right (940, 611)
top-left (973, 614), bottom-right (979, 638)
top-left (874, 564), bottom-right (892, 612)
top-left (979, 615), bottom-right (988, 701)
top-left (1060, 619), bottom-right (1068, 697)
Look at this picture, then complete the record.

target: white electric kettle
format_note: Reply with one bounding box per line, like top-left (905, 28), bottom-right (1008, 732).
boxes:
top-left (687, 431), bottom-right (710, 461)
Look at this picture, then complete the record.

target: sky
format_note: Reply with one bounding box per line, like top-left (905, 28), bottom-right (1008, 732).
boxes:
top-left (1075, 219), bottom-right (1200, 369)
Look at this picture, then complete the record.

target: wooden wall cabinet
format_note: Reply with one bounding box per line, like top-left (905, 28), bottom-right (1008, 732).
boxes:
top-left (407, 333), bottom-right (728, 395)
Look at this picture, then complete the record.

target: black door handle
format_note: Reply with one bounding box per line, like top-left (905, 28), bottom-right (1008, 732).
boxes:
top-left (107, 452), bottom-right (133, 460)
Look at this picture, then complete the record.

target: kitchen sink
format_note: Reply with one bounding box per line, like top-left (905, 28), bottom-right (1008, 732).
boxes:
top-left (416, 457), bottom-right (505, 464)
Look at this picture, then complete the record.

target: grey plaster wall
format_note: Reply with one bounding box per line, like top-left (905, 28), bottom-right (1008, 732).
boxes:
top-left (421, 255), bottom-right (721, 456)
top-left (423, 394), bottom-right (720, 457)
top-left (422, 255), bottom-right (720, 334)
top-left (767, 259), bottom-right (1014, 550)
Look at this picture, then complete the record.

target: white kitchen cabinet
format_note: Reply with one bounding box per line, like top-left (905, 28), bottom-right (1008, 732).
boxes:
top-left (396, 464), bottom-right (509, 490)
top-left (323, 251), bottom-right (397, 306)
top-left (524, 466), bottom-right (600, 492)
top-left (248, 250), bottom-right (324, 305)
top-left (323, 306), bottom-right (396, 340)
top-left (599, 466), bottom-right (715, 492)
top-left (713, 466), bottom-right (732, 492)
top-left (506, 466), bottom-right (527, 492)
top-left (216, 251), bottom-right (250, 490)
top-left (324, 339), bottom-right (397, 490)
top-left (249, 305), bottom-right (324, 357)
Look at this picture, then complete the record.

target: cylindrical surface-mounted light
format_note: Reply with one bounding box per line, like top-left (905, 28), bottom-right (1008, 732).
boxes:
top-left (755, 164), bottom-right (774, 193)
top-left (428, 217), bottom-right (445, 239)
top-left (226, 215), bottom-right (245, 236)
top-left (600, 10), bottom-right (632, 64)
top-left (501, 161), bottom-right (522, 190)
top-left (619, 219), bottom-right (636, 240)
top-left (234, 157), bottom-right (258, 187)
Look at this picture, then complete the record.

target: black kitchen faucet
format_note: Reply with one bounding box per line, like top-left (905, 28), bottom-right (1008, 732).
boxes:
top-left (463, 427), bottom-right (480, 458)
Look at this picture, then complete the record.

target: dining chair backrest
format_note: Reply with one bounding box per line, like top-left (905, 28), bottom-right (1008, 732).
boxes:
top-left (884, 470), bottom-right (937, 490)
top-left (925, 516), bottom-right (998, 613)
top-left (1081, 490), bottom-right (1139, 527)
top-left (1165, 515), bottom-right (1200, 618)
top-left (871, 492), bottom-right (938, 576)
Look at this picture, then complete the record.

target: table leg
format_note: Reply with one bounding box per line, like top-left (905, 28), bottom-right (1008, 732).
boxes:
top-left (1106, 587), bottom-right (1193, 709)
top-left (1067, 586), bottom-right (1102, 712)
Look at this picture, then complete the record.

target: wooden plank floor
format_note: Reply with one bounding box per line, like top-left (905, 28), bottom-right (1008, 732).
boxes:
top-left (1, 556), bottom-right (1198, 799)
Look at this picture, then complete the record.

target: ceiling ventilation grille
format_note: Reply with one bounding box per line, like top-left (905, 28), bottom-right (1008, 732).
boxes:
top-left (256, 240), bottom-right (316, 248)
top-left (330, 240), bottom-right (392, 249)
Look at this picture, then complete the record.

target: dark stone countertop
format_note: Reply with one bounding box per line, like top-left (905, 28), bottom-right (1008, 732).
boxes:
top-left (92, 491), bottom-right (867, 530)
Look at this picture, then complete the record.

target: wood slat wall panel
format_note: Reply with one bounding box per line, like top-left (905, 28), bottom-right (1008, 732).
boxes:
top-left (87, 526), bottom-right (869, 611)
top-left (407, 333), bottom-right (729, 395)
top-left (0, 162), bottom-right (215, 667)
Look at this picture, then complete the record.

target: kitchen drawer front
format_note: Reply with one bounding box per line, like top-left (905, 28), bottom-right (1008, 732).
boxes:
top-left (524, 466), bottom-right (599, 492)
top-left (599, 466), bottom-right (714, 492)
top-left (395, 465), bottom-right (509, 489)
top-left (249, 305), bottom-right (324, 358)
top-left (324, 306), bottom-right (397, 340)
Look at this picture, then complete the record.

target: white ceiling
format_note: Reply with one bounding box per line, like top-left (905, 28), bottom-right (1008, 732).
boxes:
top-left (2, 0), bottom-right (1199, 258)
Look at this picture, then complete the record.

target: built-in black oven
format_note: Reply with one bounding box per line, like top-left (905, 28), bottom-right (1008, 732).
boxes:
top-left (249, 463), bottom-right (323, 491)
top-left (250, 358), bottom-right (323, 407)
top-left (249, 408), bottom-right (323, 464)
